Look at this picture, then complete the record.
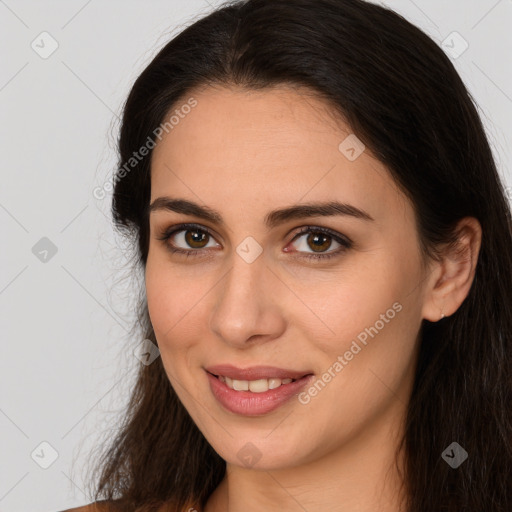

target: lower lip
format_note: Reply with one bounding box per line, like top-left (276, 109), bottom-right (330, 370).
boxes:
top-left (206, 371), bottom-right (314, 416)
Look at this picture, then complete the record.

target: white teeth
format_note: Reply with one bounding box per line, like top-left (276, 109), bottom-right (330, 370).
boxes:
top-left (248, 379), bottom-right (268, 392)
top-left (268, 378), bottom-right (282, 389)
top-left (233, 379), bottom-right (249, 391)
top-left (218, 375), bottom-right (295, 392)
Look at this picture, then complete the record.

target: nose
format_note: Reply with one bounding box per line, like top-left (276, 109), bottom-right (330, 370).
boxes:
top-left (209, 250), bottom-right (286, 349)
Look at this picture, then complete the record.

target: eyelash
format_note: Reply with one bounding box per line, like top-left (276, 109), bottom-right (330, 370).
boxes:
top-left (156, 223), bottom-right (353, 261)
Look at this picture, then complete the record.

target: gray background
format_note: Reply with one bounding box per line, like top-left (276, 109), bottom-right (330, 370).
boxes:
top-left (1, 1), bottom-right (511, 511)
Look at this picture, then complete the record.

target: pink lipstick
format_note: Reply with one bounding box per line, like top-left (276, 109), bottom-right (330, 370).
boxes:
top-left (205, 364), bottom-right (314, 416)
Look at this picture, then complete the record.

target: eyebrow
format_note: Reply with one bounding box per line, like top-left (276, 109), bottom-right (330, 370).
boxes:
top-left (148, 197), bottom-right (374, 228)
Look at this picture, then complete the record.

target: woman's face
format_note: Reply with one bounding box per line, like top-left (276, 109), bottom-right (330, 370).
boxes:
top-left (146, 85), bottom-right (432, 470)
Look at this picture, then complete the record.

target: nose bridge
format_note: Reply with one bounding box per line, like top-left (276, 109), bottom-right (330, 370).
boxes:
top-left (216, 249), bottom-right (267, 321)
top-left (209, 248), bottom-right (285, 346)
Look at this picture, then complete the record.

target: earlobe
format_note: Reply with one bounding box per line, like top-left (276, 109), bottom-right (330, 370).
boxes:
top-left (421, 217), bottom-right (482, 322)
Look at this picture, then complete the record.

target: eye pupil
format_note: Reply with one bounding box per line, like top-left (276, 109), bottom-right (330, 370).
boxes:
top-left (308, 233), bottom-right (331, 252)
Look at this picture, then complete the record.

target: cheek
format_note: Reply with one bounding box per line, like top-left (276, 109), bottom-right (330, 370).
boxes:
top-left (145, 259), bottom-right (184, 344)
top-left (145, 260), bottom-right (171, 333)
top-left (293, 272), bottom-right (419, 442)
top-left (145, 256), bottom-right (214, 357)
top-left (297, 250), bottom-right (421, 369)
top-left (292, 267), bottom-right (401, 347)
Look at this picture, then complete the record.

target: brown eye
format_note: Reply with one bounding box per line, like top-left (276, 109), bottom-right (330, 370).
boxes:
top-left (157, 224), bottom-right (220, 256)
top-left (305, 232), bottom-right (332, 252)
top-left (157, 223), bottom-right (351, 262)
top-left (287, 226), bottom-right (353, 261)
top-left (183, 229), bottom-right (210, 249)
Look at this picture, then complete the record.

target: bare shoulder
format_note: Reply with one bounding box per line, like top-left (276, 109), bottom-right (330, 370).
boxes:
top-left (58, 500), bottom-right (200, 512)
top-left (58, 501), bottom-right (112, 512)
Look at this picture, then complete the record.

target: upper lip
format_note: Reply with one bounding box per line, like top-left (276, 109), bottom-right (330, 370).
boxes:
top-left (205, 364), bottom-right (313, 381)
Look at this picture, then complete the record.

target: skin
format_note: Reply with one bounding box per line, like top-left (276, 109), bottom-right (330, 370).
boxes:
top-left (145, 85), bottom-right (481, 512)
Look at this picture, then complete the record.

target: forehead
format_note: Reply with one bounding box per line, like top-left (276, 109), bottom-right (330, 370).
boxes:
top-left (150, 85), bottom-right (407, 223)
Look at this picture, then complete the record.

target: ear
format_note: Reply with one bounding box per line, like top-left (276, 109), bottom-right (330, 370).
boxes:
top-left (422, 217), bottom-right (482, 322)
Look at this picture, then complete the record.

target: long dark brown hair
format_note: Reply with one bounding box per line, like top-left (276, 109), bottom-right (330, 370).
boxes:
top-left (84, 0), bottom-right (512, 510)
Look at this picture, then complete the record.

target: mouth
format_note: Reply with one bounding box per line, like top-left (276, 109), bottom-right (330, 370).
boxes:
top-left (205, 369), bottom-right (315, 416)
top-left (206, 371), bottom-right (310, 393)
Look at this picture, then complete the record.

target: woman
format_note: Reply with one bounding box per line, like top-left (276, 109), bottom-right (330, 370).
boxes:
top-left (64, 0), bottom-right (512, 510)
